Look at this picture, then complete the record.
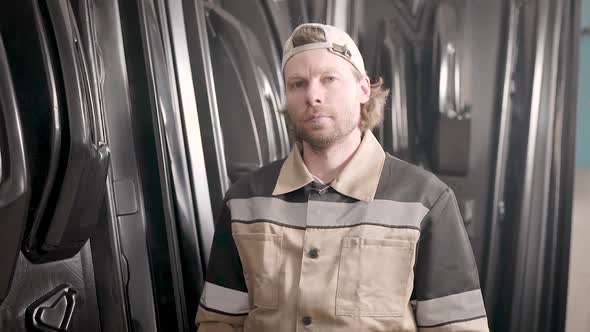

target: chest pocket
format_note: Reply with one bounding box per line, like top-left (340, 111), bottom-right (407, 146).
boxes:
top-left (336, 237), bottom-right (415, 317)
top-left (232, 232), bottom-right (282, 309)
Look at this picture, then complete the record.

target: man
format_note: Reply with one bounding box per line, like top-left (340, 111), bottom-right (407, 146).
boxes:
top-left (196, 23), bottom-right (489, 332)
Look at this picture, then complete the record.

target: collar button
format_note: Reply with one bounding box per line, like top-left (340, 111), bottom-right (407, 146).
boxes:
top-left (302, 316), bottom-right (312, 326)
top-left (308, 248), bottom-right (319, 259)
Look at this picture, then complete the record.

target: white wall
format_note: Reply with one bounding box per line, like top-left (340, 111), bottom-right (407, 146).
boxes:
top-left (566, 169), bottom-right (590, 331)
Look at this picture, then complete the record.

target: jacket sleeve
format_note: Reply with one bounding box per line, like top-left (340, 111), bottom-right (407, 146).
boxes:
top-left (413, 188), bottom-right (490, 332)
top-left (196, 203), bottom-right (249, 331)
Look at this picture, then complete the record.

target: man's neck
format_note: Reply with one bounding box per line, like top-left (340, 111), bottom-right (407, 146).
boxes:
top-left (302, 129), bottom-right (362, 184)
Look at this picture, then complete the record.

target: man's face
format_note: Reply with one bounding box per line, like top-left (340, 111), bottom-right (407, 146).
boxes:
top-left (284, 49), bottom-right (370, 149)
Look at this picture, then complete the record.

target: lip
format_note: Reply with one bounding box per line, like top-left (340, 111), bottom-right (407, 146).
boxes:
top-left (304, 114), bottom-right (331, 122)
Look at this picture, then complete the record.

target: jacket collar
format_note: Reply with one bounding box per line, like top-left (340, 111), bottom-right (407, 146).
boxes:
top-left (272, 130), bottom-right (385, 202)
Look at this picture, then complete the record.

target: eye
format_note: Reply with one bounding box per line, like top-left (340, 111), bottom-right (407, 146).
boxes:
top-left (323, 76), bottom-right (337, 83)
top-left (289, 80), bottom-right (305, 89)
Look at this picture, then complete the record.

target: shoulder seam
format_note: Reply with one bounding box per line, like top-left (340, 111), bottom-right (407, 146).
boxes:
top-left (418, 187), bottom-right (450, 229)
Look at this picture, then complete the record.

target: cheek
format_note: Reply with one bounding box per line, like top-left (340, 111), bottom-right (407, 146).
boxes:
top-left (286, 92), bottom-right (305, 111)
top-left (328, 82), bottom-right (355, 101)
top-left (285, 98), bottom-right (302, 122)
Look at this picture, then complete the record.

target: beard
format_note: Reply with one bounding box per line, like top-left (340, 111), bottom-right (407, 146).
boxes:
top-left (286, 106), bottom-right (360, 150)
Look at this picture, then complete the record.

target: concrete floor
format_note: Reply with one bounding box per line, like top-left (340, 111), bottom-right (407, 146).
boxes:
top-left (566, 168), bottom-right (590, 332)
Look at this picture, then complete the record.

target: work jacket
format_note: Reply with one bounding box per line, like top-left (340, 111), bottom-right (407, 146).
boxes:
top-left (196, 130), bottom-right (489, 332)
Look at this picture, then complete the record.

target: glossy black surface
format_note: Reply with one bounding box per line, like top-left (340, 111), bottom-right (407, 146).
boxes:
top-left (0, 35), bottom-right (30, 305)
top-left (20, 0), bottom-right (110, 264)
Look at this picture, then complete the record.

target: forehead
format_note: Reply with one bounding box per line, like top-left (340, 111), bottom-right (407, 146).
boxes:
top-left (283, 48), bottom-right (353, 78)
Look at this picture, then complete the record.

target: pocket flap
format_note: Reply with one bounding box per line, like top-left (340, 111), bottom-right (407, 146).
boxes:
top-left (342, 237), bottom-right (414, 249)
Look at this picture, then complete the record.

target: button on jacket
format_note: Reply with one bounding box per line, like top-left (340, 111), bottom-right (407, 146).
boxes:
top-left (196, 131), bottom-right (489, 332)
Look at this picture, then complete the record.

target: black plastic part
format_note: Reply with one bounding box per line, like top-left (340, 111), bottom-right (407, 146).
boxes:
top-left (205, 2), bottom-right (277, 167)
top-left (373, 19), bottom-right (415, 162)
top-left (25, 0), bottom-right (67, 260)
top-left (432, 116), bottom-right (471, 175)
top-left (0, 35), bottom-right (31, 305)
top-left (25, 284), bottom-right (77, 332)
top-left (0, 0), bottom-right (66, 267)
top-left (430, 4), bottom-right (470, 176)
top-left (188, 1), bottom-right (286, 219)
top-left (214, 0), bottom-right (290, 158)
top-left (22, 0), bottom-right (110, 264)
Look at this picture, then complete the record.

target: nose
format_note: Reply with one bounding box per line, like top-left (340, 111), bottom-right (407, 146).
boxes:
top-left (305, 80), bottom-right (323, 106)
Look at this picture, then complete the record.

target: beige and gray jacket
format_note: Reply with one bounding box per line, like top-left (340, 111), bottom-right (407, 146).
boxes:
top-left (196, 131), bottom-right (489, 332)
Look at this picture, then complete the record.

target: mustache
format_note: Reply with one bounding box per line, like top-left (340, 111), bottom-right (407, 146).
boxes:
top-left (305, 106), bottom-right (331, 116)
top-left (285, 106), bottom-right (333, 123)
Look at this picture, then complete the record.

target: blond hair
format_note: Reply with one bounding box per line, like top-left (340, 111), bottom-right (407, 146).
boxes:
top-left (289, 26), bottom-right (389, 131)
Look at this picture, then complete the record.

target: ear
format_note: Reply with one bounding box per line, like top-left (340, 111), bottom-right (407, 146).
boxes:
top-left (359, 75), bottom-right (371, 103)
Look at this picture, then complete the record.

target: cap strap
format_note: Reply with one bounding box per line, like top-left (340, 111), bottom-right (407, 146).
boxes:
top-left (330, 43), bottom-right (352, 59)
top-left (288, 42), bottom-right (333, 56)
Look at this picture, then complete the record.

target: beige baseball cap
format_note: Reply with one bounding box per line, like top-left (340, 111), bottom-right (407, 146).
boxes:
top-left (281, 23), bottom-right (366, 75)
